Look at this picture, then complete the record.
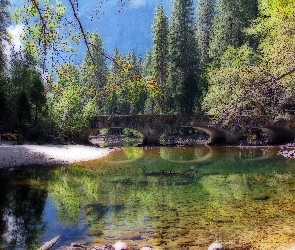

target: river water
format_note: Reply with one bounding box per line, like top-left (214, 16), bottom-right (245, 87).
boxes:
top-left (1, 146), bottom-right (295, 250)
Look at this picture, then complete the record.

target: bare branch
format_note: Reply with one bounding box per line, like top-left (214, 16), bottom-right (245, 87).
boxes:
top-left (68, 0), bottom-right (116, 65)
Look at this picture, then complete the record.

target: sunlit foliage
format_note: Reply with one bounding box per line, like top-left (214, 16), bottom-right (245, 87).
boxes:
top-left (105, 58), bottom-right (160, 109)
top-left (47, 63), bottom-right (98, 137)
top-left (203, 0), bottom-right (295, 123)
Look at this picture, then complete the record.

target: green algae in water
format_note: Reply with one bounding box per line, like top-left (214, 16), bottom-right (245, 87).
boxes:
top-left (1, 147), bottom-right (295, 250)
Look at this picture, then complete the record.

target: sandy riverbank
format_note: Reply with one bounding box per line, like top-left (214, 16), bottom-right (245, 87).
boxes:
top-left (0, 141), bottom-right (115, 169)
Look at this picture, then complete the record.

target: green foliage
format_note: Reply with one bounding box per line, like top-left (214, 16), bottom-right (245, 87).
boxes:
top-left (5, 50), bottom-right (47, 128)
top-left (105, 58), bottom-right (160, 111)
top-left (196, 0), bottom-right (215, 66)
top-left (209, 0), bottom-right (258, 60)
top-left (81, 33), bottom-right (108, 90)
top-left (151, 5), bottom-right (169, 114)
top-left (13, 0), bottom-right (67, 61)
top-left (203, 0), bottom-right (295, 122)
top-left (47, 63), bottom-right (98, 137)
top-left (168, 0), bottom-right (200, 114)
top-left (203, 45), bottom-right (262, 122)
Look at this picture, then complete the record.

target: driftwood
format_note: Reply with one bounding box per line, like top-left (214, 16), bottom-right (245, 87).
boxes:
top-left (38, 235), bottom-right (61, 250)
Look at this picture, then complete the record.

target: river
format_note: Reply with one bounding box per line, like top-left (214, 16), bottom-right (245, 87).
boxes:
top-left (0, 146), bottom-right (295, 250)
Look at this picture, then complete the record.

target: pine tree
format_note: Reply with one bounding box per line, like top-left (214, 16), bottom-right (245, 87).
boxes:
top-left (142, 48), bottom-right (153, 77)
top-left (152, 4), bottom-right (169, 114)
top-left (196, 0), bottom-right (215, 67)
top-left (209, 0), bottom-right (258, 59)
top-left (168, 0), bottom-right (199, 114)
top-left (142, 49), bottom-right (156, 115)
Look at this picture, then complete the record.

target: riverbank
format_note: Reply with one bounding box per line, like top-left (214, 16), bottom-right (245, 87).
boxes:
top-left (0, 141), bottom-right (116, 169)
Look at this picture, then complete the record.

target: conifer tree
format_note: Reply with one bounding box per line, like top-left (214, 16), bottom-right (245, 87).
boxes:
top-left (152, 4), bottom-right (169, 114)
top-left (209, 0), bottom-right (258, 60)
top-left (196, 0), bottom-right (215, 67)
top-left (168, 0), bottom-right (199, 114)
top-left (142, 48), bottom-right (153, 77)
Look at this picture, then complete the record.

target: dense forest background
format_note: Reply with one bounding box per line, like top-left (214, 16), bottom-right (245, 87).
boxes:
top-left (0, 0), bottom-right (294, 140)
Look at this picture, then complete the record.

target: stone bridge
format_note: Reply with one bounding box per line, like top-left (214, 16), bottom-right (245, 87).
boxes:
top-left (83, 115), bottom-right (295, 145)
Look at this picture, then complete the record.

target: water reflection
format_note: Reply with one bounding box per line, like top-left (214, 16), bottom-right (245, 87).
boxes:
top-left (1, 147), bottom-right (295, 249)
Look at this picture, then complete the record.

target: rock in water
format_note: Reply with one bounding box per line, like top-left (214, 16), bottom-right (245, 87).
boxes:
top-left (208, 242), bottom-right (223, 250)
top-left (140, 246), bottom-right (153, 250)
top-left (112, 241), bottom-right (128, 250)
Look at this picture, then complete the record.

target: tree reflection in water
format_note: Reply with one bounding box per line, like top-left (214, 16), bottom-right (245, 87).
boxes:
top-left (1, 147), bottom-right (295, 249)
top-left (0, 168), bottom-right (48, 249)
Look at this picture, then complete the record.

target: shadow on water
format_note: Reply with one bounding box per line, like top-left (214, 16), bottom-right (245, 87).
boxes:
top-left (1, 146), bottom-right (295, 249)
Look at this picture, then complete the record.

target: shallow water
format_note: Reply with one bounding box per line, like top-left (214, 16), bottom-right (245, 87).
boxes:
top-left (1, 146), bottom-right (295, 250)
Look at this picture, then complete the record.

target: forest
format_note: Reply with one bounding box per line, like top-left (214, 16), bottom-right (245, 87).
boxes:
top-left (0, 0), bottom-right (294, 141)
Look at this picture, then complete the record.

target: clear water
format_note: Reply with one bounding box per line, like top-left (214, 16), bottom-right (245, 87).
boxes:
top-left (1, 146), bottom-right (295, 250)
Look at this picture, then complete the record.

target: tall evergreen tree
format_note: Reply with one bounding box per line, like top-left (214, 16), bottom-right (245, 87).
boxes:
top-left (142, 49), bottom-right (156, 115)
top-left (209, 0), bottom-right (258, 60)
top-left (142, 48), bottom-right (153, 77)
top-left (196, 0), bottom-right (215, 67)
top-left (168, 0), bottom-right (199, 114)
top-left (152, 4), bottom-right (169, 114)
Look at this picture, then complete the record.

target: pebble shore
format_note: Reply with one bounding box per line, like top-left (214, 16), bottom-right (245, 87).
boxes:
top-left (0, 141), bottom-right (114, 169)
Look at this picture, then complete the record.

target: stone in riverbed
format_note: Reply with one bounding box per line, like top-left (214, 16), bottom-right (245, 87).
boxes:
top-left (121, 232), bottom-right (142, 240)
top-left (253, 194), bottom-right (270, 201)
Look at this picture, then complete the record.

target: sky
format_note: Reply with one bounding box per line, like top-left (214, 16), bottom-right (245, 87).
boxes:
top-left (7, 0), bottom-right (174, 63)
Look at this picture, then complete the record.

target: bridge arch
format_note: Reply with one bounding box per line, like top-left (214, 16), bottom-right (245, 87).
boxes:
top-left (194, 126), bottom-right (227, 145)
top-left (180, 126), bottom-right (227, 145)
top-left (258, 126), bottom-right (295, 144)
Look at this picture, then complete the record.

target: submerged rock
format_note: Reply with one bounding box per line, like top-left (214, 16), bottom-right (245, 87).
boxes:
top-left (112, 241), bottom-right (128, 250)
top-left (208, 242), bottom-right (224, 250)
top-left (253, 194), bottom-right (270, 201)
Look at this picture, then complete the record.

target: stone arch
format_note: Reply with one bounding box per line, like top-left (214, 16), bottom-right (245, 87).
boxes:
top-left (194, 126), bottom-right (227, 145)
top-left (259, 126), bottom-right (295, 144)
